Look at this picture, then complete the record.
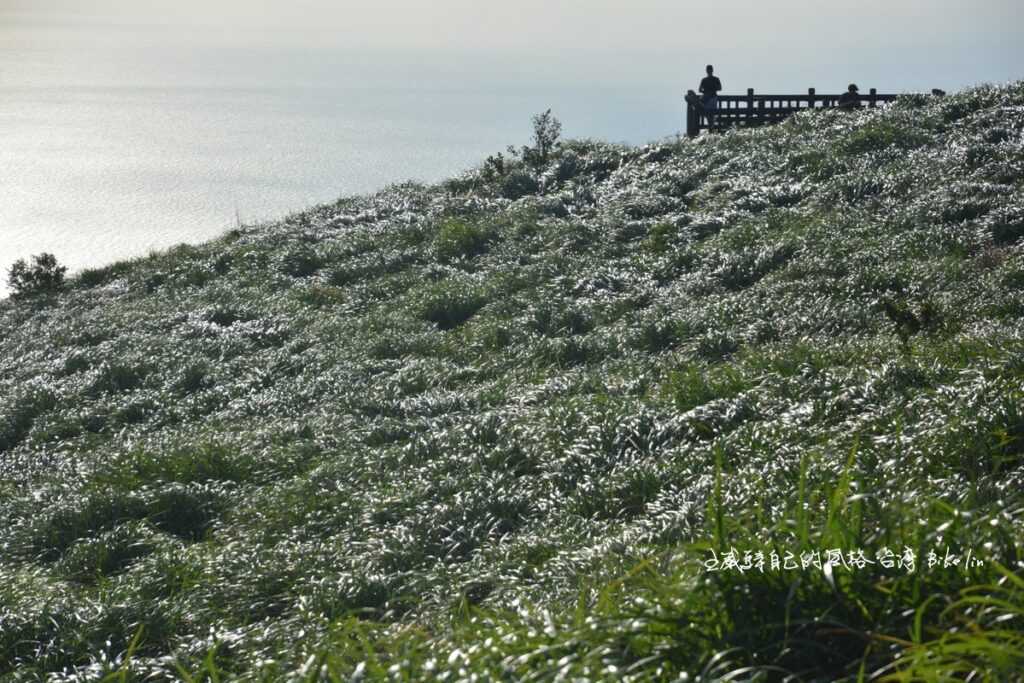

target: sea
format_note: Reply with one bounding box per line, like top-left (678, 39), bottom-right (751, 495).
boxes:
top-left (1, 42), bottom-right (684, 296)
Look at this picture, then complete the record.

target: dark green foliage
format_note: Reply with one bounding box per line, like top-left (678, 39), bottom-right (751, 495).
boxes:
top-left (6, 252), bottom-right (67, 298)
top-left (213, 252), bottom-right (233, 275)
top-left (0, 387), bottom-right (56, 452)
top-left (146, 484), bottom-right (222, 540)
top-left (57, 521), bottom-right (165, 582)
top-left (433, 218), bottom-right (494, 260)
top-left (481, 152), bottom-right (506, 181)
top-left (841, 119), bottom-right (930, 154)
top-left (87, 361), bottom-right (150, 396)
top-left (524, 109), bottom-right (562, 169)
top-left (644, 221), bottom-right (678, 253)
top-left (294, 284), bottom-right (347, 308)
top-left (552, 150), bottom-right (581, 183)
top-left (694, 330), bottom-right (739, 360)
top-left (880, 297), bottom-right (946, 344)
top-left (665, 364), bottom-right (750, 412)
top-left (419, 281), bottom-right (487, 329)
top-left (633, 318), bottom-right (683, 352)
top-left (990, 207), bottom-right (1024, 245)
top-left (77, 261), bottom-right (133, 288)
top-left (500, 170), bottom-right (540, 199)
top-left (279, 245), bottom-right (324, 277)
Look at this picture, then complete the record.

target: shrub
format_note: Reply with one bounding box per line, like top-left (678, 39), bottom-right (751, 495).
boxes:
top-left (553, 151), bottom-right (581, 183)
top-left (841, 120), bottom-right (929, 155)
top-left (481, 153), bottom-right (507, 182)
top-left (0, 387), bottom-right (57, 453)
top-left (665, 364), bottom-right (750, 412)
top-left (694, 331), bottom-right (740, 360)
top-left (443, 174), bottom-right (480, 195)
top-left (76, 261), bottom-right (131, 288)
top-left (894, 92), bottom-right (930, 109)
top-left (279, 245), bottom-right (323, 277)
top-left (87, 362), bottom-right (150, 396)
top-left (434, 219), bottom-right (493, 261)
top-left (633, 318), bottom-right (683, 352)
top-left (57, 521), bottom-right (164, 582)
top-left (526, 109), bottom-right (562, 168)
top-left (294, 284), bottom-right (346, 308)
top-left (500, 171), bottom-right (540, 200)
top-left (989, 208), bottom-right (1024, 246)
top-left (6, 252), bottom-right (67, 298)
top-left (644, 222), bottom-right (678, 253)
top-left (420, 282), bottom-right (488, 329)
top-left (145, 483), bottom-right (224, 540)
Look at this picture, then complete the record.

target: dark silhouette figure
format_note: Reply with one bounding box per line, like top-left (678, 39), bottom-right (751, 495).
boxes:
top-left (838, 83), bottom-right (862, 109)
top-left (931, 88), bottom-right (946, 97)
top-left (699, 65), bottom-right (722, 128)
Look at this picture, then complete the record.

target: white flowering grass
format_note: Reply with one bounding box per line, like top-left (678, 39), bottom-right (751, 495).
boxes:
top-left (1, 82), bottom-right (1024, 680)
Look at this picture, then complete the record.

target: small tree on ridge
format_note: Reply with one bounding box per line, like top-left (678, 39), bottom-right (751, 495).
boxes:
top-left (7, 253), bottom-right (67, 298)
top-left (520, 109), bottom-right (562, 170)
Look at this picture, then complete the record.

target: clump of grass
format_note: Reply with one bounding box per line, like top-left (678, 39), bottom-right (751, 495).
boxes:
top-left (419, 280), bottom-right (488, 329)
top-left (97, 443), bottom-right (253, 487)
top-left (279, 245), bottom-right (324, 277)
top-left (632, 317), bottom-right (685, 352)
top-left (293, 284), bottom-right (346, 308)
top-left (433, 218), bottom-right (495, 261)
top-left (988, 207), bottom-right (1024, 246)
top-left (642, 221), bottom-right (678, 253)
top-left (841, 119), bottom-right (931, 155)
top-left (76, 261), bottom-right (134, 288)
top-left (884, 564), bottom-right (1024, 680)
top-left (0, 388), bottom-right (57, 453)
top-left (57, 521), bottom-right (168, 582)
top-left (87, 361), bottom-right (151, 396)
top-left (664, 363), bottom-right (751, 412)
top-left (500, 170), bottom-right (540, 200)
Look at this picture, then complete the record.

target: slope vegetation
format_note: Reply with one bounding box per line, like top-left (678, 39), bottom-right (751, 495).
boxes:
top-left (2, 83), bottom-right (1024, 681)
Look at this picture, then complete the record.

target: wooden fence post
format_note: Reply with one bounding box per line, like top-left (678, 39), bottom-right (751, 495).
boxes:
top-left (869, 88), bottom-right (877, 108)
top-left (686, 99), bottom-right (698, 137)
top-left (808, 87), bottom-right (815, 110)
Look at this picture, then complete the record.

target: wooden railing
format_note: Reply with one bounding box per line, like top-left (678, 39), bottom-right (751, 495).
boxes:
top-left (686, 88), bottom-right (902, 137)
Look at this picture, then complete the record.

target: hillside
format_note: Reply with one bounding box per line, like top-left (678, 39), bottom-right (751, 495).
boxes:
top-left (2, 83), bottom-right (1024, 681)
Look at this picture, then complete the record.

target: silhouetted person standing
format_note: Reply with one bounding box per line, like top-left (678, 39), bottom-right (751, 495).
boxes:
top-left (699, 65), bottom-right (722, 129)
top-left (838, 83), bottom-right (862, 109)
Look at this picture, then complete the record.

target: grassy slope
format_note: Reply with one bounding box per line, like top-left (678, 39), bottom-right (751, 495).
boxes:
top-left (2, 83), bottom-right (1024, 681)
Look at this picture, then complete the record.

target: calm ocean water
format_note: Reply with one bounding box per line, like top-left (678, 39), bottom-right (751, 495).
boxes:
top-left (4, 1), bottom-right (1021, 299)
top-left (0, 43), bottom-right (682, 295)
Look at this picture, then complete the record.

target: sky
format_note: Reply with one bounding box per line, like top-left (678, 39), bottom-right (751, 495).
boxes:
top-left (0, 0), bottom-right (1020, 293)
top-left (1, 0), bottom-right (1021, 92)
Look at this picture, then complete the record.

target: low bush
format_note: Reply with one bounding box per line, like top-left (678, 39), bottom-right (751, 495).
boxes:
top-left (6, 253), bottom-right (67, 298)
top-left (419, 281), bottom-right (488, 329)
top-left (279, 245), bottom-right (324, 277)
top-left (434, 218), bottom-right (494, 261)
top-left (500, 170), bottom-right (540, 200)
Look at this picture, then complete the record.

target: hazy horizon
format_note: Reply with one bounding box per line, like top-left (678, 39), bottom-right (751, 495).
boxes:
top-left (4, 0), bottom-right (1021, 91)
top-left (1, 0), bottom-right (1021, 295)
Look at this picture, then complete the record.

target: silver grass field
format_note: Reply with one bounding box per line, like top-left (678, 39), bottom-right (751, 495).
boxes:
top-left (2, 82), bottom-right (1024, 681)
